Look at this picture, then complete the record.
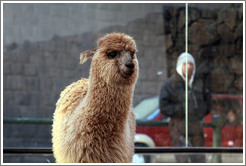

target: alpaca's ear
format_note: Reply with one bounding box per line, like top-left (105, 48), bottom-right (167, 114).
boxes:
top-left (80, 48), bottom-right (97, 64)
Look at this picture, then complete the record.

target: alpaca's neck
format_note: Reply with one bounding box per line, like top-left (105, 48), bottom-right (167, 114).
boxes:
top-left (84, 76), bottom-right (133, 124)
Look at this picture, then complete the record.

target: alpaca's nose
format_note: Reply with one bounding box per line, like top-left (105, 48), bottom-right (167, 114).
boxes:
top-left (125, 61), bottom-right (134, 69)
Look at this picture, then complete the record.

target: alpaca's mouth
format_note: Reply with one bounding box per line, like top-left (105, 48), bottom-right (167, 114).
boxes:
top-left (121, 69), bottom-right (134, 78)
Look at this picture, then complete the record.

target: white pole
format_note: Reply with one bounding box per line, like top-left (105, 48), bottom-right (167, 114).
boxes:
top-left (185, 3), bottom-right (189, 147)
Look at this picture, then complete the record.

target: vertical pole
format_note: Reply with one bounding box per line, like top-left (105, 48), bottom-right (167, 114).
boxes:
top-left (212, 114), bottom-right (222, 162)
top-left (185, 3), bottom-right (189, 147)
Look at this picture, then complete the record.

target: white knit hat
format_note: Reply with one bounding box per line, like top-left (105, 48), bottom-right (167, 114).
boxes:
top-left (176, 52), bottom-right (196, 87)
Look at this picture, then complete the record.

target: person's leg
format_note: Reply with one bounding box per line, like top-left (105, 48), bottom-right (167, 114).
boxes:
top-left (175, 154), bottom-right (189, 163)
top-left (169, 120), bottom-right (189, 163)
top-left (190, 153), bottom-right (206, 163)
top-left (172, 135), bottom-right (190, 163)
top-left (190, 133), bottom-right (206, 163)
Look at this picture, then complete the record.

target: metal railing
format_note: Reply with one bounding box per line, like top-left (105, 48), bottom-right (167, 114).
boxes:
top-left (3, 147), bottom-right (243, 154)
top-left (3, 118), bottom-right (52, 124)
top-left (3, 117), bottom-right (213, 126)
top-left (3, 116), bottom-right (243, 163)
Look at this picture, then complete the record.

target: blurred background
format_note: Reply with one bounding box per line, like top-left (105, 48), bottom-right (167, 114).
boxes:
top-left (3, 2), bottom-right (243, 163)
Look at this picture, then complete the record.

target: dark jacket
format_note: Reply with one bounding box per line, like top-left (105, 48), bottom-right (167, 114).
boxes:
top-left (159, 73), bottom-right (211, 143)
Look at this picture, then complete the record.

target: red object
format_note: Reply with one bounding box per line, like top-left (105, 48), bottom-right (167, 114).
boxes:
top-left (136, 94), bottom-right (243, 147)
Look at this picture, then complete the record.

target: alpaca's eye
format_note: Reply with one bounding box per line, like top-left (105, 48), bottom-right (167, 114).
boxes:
top-left (107, 51), bottom-right (117, 59)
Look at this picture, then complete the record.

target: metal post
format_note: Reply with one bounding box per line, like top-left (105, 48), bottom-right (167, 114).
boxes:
top-left (185, 2), bottom-right (189, 148)
top-left (212, 114), bottom-right (223, 163)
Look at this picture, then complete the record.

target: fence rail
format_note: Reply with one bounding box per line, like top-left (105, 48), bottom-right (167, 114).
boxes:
top-left (3, 118), bottom-right (52, 124)
top-left (3, 147), bottom-right (243, 154)
top-left (3, 117), bottom-right (243, 163)
top-left (3, 118), bottom-right (214, 127)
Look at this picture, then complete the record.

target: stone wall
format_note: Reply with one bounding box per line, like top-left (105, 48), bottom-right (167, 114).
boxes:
top-left (163, 4), bottom-right (243, 94)
top-left (3, 3), bottom-right (163, 45)
top-left (3, 9), bottom-right (167, 148)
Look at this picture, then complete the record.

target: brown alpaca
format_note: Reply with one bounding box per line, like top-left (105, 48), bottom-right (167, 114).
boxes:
top-left (52, 33), bottom-right (139, 163)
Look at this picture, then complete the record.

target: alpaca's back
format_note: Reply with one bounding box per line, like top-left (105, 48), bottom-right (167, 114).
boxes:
top-left (52, 78), bottom-right (88, 162)
top-left (55, 78), bottom-right (88, 113)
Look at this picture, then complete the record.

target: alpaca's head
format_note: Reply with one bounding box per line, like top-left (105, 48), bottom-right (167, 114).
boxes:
top-left (80, 33), bottom-right (139, 87)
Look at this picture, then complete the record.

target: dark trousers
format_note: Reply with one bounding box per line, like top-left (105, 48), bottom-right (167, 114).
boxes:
top-left (169, 120), bottom-right (206, 163)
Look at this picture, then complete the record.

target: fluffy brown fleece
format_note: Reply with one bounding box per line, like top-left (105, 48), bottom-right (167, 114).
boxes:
top-left (52, 32), bottom-right (139, 163)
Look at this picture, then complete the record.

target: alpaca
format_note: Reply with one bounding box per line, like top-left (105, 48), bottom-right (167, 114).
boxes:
top-left (52, 32), bottom-right (139, 163)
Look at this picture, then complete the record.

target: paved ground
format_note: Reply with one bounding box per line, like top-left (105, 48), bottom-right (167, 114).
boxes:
top-left (3, 153), bottom-right (243, 163)
top-left (154, 153), bottom-right (243, 163)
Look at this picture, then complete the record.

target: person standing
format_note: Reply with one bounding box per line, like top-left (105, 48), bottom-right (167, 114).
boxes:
top-left (159, 52), bottom-right (211, 163)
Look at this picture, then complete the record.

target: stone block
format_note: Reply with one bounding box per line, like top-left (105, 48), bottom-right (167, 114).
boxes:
top-left (4, 75), bottom-right (26, 90)
top-left (36, 125), bottom-right (52, 139)
top-left (217, 8), bottom-right (237, 30)
top-left (44, 54), bottom-right (56, 68)
top-left (169, 51), bottom-right (179, 60)
top-left (24, 64), bottom-right (37, 76)
top-left (174, 32), bottom-right (185, 48)
top-left (3, 62), bottom-right (12, 75)
top-left (4, 42), bottom-right (18, 51)
top-left (210, 67), bottom-right (234, 93)
top-left (38, 106), bottom-right (54, 118)
top-left (217, 44), bottom-right (235, 58)
top-left (235, 37), bottom-right (243, 55)
top-left (39, 78), bottom-right (53, 91)
top-left (163, 6), bottom-right (178, 23)
top-left (25, 77), bottom-right (39, 91)
top-left (196, 60), bottom-right (211, 76)
top-left (217, 23), bottom-right (234, 42)
top-left (3, 91), bottom-right (14, 105)
top-left (189, 19), bottom-right (219, 46)
top-left (19, 106), bottom-right (40, 118)
top-left (10, 62), bottom-right (24, 75)
top-left (177, 7), bottom-right (201, 30)
top-left (52, 77), bottom-right (69, 91)
top-left (201, 8), bottom-right (217, 19)
top-left (229, 56), bottom-right (243, 75)
top-left (24, 92), bottom-right (40, 106)
top-left (234, 75), bottom-right (243, 91)
top-left (14, 92), bottom-right (31, 105)
top-left (29, 51), bottom-right (44, 65)
top-left (40, 90), bottom-right (59, 107)
top-left (3, 105), bottom-right (22, 117)
top-left (165, 34), bottom-right (173, 49)
top-left (46, 67), bottom-right (64, 77)
top-left (234, 22), bottom-right (243, 40)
